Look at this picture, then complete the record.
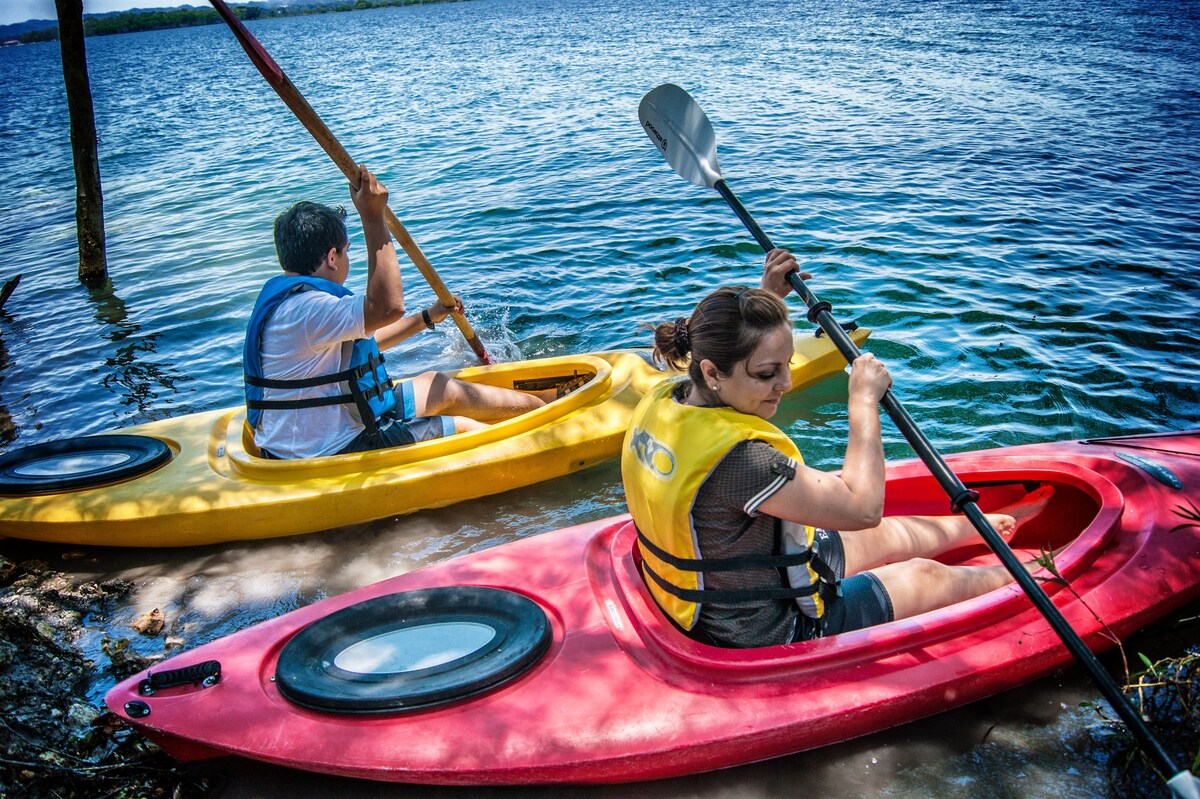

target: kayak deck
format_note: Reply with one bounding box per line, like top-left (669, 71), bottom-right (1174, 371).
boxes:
top-left (105, 432), bottom-right (1200, 783)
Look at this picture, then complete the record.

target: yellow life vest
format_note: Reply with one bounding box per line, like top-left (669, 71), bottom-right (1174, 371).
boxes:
top-left (620, 381), bottom-right (828, 632)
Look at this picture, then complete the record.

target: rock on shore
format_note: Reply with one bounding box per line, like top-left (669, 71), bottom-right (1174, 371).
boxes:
top-left (0, 555), bottom-right (210, 798)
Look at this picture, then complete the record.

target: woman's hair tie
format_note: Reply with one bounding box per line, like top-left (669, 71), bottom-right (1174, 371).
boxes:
top-left (673, 317), bottom-right (691, 355)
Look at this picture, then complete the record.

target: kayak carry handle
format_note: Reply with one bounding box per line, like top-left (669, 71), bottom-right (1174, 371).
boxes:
top-left (138, 660), bottom-right (221, 696)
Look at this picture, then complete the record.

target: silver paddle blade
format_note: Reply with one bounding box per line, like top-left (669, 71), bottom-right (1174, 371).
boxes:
top-left (638, 83), bottom-right (722, 188)
top-left (1168, 771), bottom-right (1200, 799)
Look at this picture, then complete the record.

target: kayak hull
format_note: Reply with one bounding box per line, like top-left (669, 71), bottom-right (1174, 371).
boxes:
top-left (105, 431), bottom-right (1200, 783)
top-left (0, 330), bottom-right (866, 547)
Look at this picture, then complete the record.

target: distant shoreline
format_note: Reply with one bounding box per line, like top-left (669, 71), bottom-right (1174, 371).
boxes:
top-left (3, 0), bottom-right (472, 45)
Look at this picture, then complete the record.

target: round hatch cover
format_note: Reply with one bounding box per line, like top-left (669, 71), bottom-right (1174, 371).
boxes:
top-left (0, 435), bottom-right (172, 495)
top-left (275, 586), bottom-right (551, 713)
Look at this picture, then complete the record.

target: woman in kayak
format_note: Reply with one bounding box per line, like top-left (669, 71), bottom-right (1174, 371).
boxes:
top-left (621, 249), bottom-right (1051, 648)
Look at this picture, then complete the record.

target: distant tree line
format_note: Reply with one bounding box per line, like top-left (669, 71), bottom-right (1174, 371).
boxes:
top-left (17, 0), bottom-right (467, 42)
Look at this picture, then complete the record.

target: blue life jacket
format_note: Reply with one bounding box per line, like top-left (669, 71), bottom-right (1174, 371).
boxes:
top-left (243, 275), bottom-right (396, 435)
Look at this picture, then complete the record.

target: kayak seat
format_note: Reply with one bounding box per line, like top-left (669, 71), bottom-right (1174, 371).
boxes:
top-left (240, 420), bottom-right (264, 458)
top-left (275, 586), bottom-right (552, 713)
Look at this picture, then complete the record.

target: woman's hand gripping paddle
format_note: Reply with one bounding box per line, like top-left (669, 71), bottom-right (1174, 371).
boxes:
top-left (638, 82), bottom-right (1199, 799)
top-left (208, 0), bottom-right (492, 364)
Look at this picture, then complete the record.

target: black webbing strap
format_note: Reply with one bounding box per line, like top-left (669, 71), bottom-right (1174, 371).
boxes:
top-left (635, 526), bottom-right (830, 604)
top-left (244, 350), bottom-right (387, 391)
top-left (641, 559), bottom-right (820, 603)
top-left (636, 526), bottom-right (815, 572)
top-left (245, 366), bottom-right (356, 390)
top-left (245, 353), bottom-right (392, 413)
top-left (246, 392), bottom-right (354, 411)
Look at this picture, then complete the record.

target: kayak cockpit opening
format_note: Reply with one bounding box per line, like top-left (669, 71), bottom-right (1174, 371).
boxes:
top-left (606, 464), bottom-right (1123, 674)
top-left (236, 367), bottom-right (601, 460)
top-left (230, 355), bottom-right (614, 471)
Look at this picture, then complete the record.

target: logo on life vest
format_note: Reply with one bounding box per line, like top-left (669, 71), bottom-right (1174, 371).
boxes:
top-left (628, 426), bottom-right (676, 480)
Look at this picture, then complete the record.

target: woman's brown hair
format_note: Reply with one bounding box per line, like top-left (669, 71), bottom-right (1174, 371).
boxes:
top-left (649, 286), bottom-right (790, 389)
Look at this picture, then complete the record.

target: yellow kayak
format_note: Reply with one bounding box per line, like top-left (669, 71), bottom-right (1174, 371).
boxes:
top-left (0, 328), bottom-right (867, 547)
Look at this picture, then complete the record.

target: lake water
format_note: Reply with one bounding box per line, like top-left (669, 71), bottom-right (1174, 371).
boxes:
top-left (0, 0), bottom-right (1198, 795)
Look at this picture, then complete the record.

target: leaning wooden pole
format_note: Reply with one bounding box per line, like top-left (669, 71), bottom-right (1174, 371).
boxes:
top-left (54, 0), bottom-right (107, 286)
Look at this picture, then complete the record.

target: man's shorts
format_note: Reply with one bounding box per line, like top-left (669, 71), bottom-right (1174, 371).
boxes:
top-left (794, 528), bottom-right (895, 641)
top-left (337, 379), bottom-right (456, 453)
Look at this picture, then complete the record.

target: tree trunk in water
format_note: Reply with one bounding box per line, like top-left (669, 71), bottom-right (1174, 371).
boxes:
top-left (55, 0), bottom-right (108, 285)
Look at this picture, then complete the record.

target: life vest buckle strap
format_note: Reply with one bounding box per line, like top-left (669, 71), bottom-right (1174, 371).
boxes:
top-left (247, 393), bottom-right (355, 411)
top-left (641, 560), bottom-right (820, 603)
top-left (245, 371), bottom-right (348, 390)
top-left (359, 382), bottom-right (386, 401)
top-left (636, 526), bottom-right (815, 572)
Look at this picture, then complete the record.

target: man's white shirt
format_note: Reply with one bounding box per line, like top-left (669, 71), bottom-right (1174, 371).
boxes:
top-left (255, 290), bottom-right (368, 458)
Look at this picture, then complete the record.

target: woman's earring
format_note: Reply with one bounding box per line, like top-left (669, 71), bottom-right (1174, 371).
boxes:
top-left (711, 384), bottom-right (719, 392)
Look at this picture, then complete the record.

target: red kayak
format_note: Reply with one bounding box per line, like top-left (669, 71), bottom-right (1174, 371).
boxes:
top-left (106, 431), bottom-right (1200, 784)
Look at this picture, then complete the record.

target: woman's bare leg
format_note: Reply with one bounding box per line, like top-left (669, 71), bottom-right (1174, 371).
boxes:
top-left (870, 558), bottom-right (1024, 620)
top-left (840, 485), bottom-right (1054, 575)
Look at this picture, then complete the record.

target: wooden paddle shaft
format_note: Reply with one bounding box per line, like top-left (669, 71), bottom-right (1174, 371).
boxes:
top-left (208, 0), bottom-right (491, 364)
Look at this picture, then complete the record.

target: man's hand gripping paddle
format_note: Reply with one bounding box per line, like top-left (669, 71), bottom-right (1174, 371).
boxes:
top-left (208, 0), bottom-right (492, 364)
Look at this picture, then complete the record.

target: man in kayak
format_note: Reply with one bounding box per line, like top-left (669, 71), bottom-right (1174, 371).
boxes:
top-left (244, 165), bottom-right (560, 459)
top-left (621, 249), bottom-right (1052, 647)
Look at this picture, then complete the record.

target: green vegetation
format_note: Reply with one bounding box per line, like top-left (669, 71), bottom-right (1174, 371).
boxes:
top-left (16, 0), bottom-right (469, 43)
top-left (1091, 647), bottom-right (1200, 796)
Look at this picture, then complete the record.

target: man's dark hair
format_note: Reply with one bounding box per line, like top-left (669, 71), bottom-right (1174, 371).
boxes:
top-left (273, 201), bottom-right (348, 275)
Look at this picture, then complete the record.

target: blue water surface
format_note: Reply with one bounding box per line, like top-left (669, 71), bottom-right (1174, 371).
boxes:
top-left (1, 2), bottom-right (1199, 795)
top-left (0, 0), bottom-right (1197, 470)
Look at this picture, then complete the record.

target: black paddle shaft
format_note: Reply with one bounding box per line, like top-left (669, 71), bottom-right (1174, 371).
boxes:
top-left (712, 176), bottom-right (1182, 780)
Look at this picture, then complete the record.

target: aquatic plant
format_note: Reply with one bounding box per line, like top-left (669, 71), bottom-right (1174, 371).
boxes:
top-left (1170, 499), bottom-right (1200, 535)
top-left (1101, 647), bottom-right (1200, 797)
top-left (1036, 547), bottom-right (1200, 794)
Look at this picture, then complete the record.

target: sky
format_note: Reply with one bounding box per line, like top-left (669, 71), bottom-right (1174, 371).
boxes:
top-left (1, 1), bottom-right (201, 26)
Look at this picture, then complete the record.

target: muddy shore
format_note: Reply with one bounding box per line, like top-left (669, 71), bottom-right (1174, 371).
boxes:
top-left (0, 555), bottom-right (209, 798)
